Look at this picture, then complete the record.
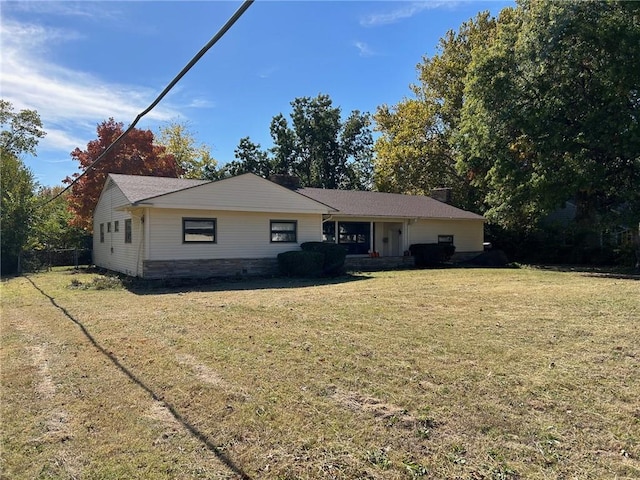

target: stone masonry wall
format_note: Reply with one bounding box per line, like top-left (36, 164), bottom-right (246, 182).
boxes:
top-left (143, 258), bottom-right (279, 279)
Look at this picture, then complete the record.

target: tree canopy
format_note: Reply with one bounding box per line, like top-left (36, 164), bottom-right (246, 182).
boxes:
top-left (226, 94), bottom-right (374, 190)
top-left (0, 100), bottom-right (46, 157)
top-left (457, 0), bottom-right (640, 234)
top-left (373, 13), bottom-right (495, 210)
top-left (64, 118), bottom-right (180, 230)
top-left (0, 100), bottom-right (45, 274)
top-left (157, 122), bottom-right (218, 179)
top-left (1, 151), bottom-right (36, 274)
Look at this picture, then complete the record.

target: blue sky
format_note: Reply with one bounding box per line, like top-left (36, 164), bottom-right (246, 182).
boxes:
top-left (1, 0), bottom-right (513, 187)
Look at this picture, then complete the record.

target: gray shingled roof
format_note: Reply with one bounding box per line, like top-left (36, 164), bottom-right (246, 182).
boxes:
top-left (107, 174), bottom-right (484, 220)
top-left (298, 187), bottom-right (484, 220)
top-left (109, 174), bottom-right (209, 204)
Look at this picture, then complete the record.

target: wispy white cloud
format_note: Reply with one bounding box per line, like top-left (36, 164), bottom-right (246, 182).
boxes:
top-left (258, 66), bottom-right (278, 79)
top-left (360, 1), bottom-right (457, 27)
top-left (353, 41), bottom-right (375, 57)
top-left (187, 98), bottom-right (216, 109)
top-left (0, 18), bottom-right (181, 153)
top-left (2, 1), bottom-right (123, 20)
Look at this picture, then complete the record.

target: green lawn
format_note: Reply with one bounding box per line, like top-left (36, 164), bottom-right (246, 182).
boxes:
top-left (1, 267), bottom-right (639, 479)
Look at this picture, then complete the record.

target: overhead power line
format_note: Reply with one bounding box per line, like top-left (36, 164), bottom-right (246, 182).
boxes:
top-left (44, 0), bottom-right (254, 207)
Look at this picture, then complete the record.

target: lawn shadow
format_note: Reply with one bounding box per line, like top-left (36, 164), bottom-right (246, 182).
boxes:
top-left (121, 272), bottom-right (373, 296)
top-left (531, 264), bottom-right (640, 281)
top-left (25, 275), bottom-right (255, 480)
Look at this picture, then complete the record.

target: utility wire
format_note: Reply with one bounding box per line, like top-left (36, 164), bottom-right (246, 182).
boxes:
top-left (43, 0), bottom-right (254, 207)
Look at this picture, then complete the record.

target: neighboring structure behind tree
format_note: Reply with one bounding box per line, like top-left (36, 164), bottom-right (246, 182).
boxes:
top-left (93, 173), bottom-right (485, 278)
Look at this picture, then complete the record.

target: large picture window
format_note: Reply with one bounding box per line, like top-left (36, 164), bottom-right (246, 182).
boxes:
top-left (270, 220), bottom-right (297, 243)
top-left (183, 218), bottom-right (216, 243)
top-left (338, 222), bottom-right (370, 255)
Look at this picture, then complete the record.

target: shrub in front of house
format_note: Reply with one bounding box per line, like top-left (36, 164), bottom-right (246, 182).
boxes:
top-left (300, 242), bottom-right (347, 275)
top-left (277, 250), bottom-right (324, 277)
top-left (409, 243), bottom-right (456, 267)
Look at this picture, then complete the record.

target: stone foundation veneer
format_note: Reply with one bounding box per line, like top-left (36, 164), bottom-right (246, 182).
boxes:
top-left (142, 251), bottom-right (484, 278)
top-left (143, 258), bottom-right (280, 279)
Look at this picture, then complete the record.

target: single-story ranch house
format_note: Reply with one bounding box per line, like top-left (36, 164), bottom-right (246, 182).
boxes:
top-left (93, 173), bottom-right (485, 278)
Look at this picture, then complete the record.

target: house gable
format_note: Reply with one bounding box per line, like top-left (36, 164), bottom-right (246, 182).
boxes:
top-left (126, 173), bottom-right (334, 214)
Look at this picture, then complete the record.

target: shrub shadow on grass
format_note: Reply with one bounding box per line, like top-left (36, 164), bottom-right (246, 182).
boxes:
top-left (123, 272), bottom-right (373, 296)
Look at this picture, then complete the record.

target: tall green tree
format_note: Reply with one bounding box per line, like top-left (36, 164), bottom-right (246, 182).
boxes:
top-left (157, 122), bottom-right (218, 179)
top-left (0, 100), bottom-right (45, 274)
top-left (221, 137), bottom-right (273, 179)
top-left (29, 186), bottom-right (87, 251)
top-left (1, 152), bottom-right (36, 274)
top-left (232, 94), bottom-right (374, 189)
top-left (457, 1), bottom-right (640, 237)
top-left (373, 13), bottom-right (495, 208)
top-left (0, 99), bottom-right (46, 157)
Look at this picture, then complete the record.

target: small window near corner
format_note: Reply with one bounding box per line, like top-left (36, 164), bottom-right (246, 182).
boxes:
top-left (100, 223), bottom-right (104, 243)
top-left (107, 222), bottom-right (111, 233)
top-left (114, 221), bottom-right (119, 232)
top-left (125, 219), bottom-right (132, 243)
top-left (183, 218), bottom-right (216, 243)
top-left (271, 220), bottom-right (297, 243)
top-left (438, 235), bottom-right (454, 245)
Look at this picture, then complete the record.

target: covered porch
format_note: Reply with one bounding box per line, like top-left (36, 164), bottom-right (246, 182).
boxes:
top-left (322, 218), bottom-right (410, 257)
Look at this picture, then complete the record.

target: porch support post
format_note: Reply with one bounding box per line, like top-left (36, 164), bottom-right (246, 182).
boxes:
top-left (370, 222), bottom-right (375, 255)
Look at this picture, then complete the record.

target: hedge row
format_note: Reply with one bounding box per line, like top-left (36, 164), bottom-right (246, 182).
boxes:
top-left (278, 242), bottom-right (347, 277)
top-left (409, 243), bottom-right (456, 267)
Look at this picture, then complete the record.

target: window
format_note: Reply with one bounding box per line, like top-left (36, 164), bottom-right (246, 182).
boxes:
top-left (323, 221), bottom-right (336, 243)
top-left (270, 220), bottom-right (297, 243)
top-left (183, 218), bottom-right (216, 243)
top-left (338, 222), bottom-right (370, 255)
top-left (125, 219), bottom-right (132, 243)
top-left (100, 223), bottom-right (104, 243)
top-left (438, 235), bottom-right (454, 245)
top-left (114, 221), bottom-right (119, 232)
top-left (107, 222), bottom-right (111, 233)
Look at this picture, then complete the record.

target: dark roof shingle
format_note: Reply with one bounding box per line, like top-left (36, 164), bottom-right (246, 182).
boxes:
top-left (297, 187), bottom-right (484, 220)
top-left (109, 174), bottom-right (209, 204)
top-left (107, 174), bottom-right (484, 220)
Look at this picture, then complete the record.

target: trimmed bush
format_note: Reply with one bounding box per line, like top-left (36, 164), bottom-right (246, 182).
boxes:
top-left (409, 243), bottom-right (456, 267)
top-left (300, 242), bottom-right (347, 275)
top-left (277, 250), bottom-right (324, 277)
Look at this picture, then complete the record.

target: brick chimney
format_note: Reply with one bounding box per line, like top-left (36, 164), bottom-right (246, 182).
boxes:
top-left (269, 174), bottom-right (301, 190)
top-left (431, 188), bottom-right (452, 204)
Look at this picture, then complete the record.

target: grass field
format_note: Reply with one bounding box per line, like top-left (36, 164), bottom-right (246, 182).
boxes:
top-left (1, 266), bottom-right (639, 479)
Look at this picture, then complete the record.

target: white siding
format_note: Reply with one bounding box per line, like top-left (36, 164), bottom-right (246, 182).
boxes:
top-left (93, 181), bottom-right (146, 276)
top-left (408, 219), bottom-right (484, 252)
top-left (144, 174), bottom-right (331, 214)
top-left (147, 209), bottom-right (322, 260)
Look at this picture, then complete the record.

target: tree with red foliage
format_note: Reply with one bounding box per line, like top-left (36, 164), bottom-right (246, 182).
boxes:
top-left (64, 118), bottom-right (181, 230)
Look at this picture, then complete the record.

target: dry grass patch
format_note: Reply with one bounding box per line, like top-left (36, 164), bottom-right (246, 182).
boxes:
top-left (1, 266), bottom-right (639, 479)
